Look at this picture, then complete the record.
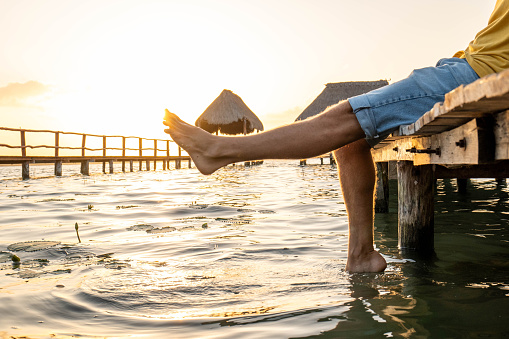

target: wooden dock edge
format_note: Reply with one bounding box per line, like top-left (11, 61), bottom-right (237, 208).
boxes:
top-left (370, 69), bottom-right (509, 255)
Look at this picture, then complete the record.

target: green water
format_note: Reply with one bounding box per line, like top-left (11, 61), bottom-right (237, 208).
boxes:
top-left (0, 162), bottom-right (507, 338)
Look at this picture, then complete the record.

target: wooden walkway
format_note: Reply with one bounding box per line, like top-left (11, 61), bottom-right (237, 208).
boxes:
top-left (0, 127), bottom-right (191, 179)
top-left (371, 69), bottom-right (509, 255)
top-left (299, 153), bottom-right (336, 166)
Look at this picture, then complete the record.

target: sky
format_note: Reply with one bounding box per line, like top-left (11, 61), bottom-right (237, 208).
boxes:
top-left (0, 0), bottom-right (496, 139)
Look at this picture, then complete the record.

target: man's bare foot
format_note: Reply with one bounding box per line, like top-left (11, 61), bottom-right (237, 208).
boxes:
top-left (163, 109), bottom-right (233, 175)
top-left (346, 250), bottom-right (387, 273)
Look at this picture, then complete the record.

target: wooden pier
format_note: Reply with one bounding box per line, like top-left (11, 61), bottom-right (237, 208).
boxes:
top-left (372, 69), bottom-right (509, 255)
top-left (0, 127), bottom-right (192, 179)
top-left (299, 153), bottom-right (336, 166)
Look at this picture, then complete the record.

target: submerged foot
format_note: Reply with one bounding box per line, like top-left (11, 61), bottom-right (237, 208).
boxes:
top-left (163, 109), bottom-right (233, 175)
top-left (346, 250), bottom-right (387, 273)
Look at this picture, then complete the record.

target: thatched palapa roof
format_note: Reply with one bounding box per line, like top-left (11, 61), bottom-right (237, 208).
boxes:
top-left (195, 89), bottom-right (264, 135)
top-left (295, 80), bottom-right (389, 121)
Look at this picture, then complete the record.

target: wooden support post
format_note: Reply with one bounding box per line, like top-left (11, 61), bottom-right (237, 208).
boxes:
top-left (102, 136), bottom-right (107, 173)
top-left (109, 160), bottom-right (114, 174)
top-left (320, 157), bottom-right (323, 165)
top-left (154, 139), bottom-right (157, 170)
top-left (457, 178), bottom-right (468, 194)
top-left (129, 160), bottom-right (134, 172)
top-left (374, 162), bottom-right (389, 213)
top-left (22, 160), bottom-right (30, 180)
top-left (81, 160), bottom-right (90, 175)
top-left (81, 135), bottom-right (86, 157)
top-left (397, 161), bottom-right (435, 254)
top-left (146, 160), bottom-right (150, 171)
top-left (165, 140), bottom-right (170, 170)
top-left (54, 131), bottom-right (62, 177)
top-left (330, 152), bottom-right (335, 165)
top-left (55, 160), bottom-right (62, 177)
top-left (188, 159), bottom-right (192, 168)
top-left (139, 137), bottom-right (143, 171)
top-left (20, 130), bottom-right (26, 157)
top-left (300, 159), bottom-right (306, 166)
top-left (122, 136), bottom-right (126, 172)
top-left (55, 132), bottom-right (60, 157)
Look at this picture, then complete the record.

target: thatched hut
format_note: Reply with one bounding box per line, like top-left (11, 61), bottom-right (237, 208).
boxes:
top-left (195, 89), bottom-right (264, 135)
top-left (295, 80), bottom-right (389, 121)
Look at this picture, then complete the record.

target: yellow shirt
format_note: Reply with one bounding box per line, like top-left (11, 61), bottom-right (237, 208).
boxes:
top-left (454, 0), bottom-right (509, 77)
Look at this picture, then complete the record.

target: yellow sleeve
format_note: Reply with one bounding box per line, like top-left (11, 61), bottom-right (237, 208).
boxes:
top-left (455, 0), bottom-right (509, 77)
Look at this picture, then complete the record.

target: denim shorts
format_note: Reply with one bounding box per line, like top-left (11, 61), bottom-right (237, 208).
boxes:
top-left (348, 58), bottom-right (480, 147)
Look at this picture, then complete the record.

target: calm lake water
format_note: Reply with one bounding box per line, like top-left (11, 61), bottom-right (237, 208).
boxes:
top-left (0, 160), bottom-right (508, 338)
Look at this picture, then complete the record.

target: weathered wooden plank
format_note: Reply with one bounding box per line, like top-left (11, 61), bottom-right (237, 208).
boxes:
top-left (396, 69), bottom-right (509, 137)
top-left (494, 110), bottom-right (509, 160)
top-left (371, 138), bottom-right (415, 162)
top-left (421, 117), bottom-right (469, 127)
top-left (423, 119), bottom-right (479, 165)
top-left (373, 114), bottom-right (501, 166)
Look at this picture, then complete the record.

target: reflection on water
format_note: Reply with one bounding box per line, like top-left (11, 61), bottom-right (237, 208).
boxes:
top-left (0, 162), bottom-right (508, 338)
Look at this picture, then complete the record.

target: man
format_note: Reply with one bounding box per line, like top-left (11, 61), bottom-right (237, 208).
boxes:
top-left (164, 1), bottom-right (509, 273)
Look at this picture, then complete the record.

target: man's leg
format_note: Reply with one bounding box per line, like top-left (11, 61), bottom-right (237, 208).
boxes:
top-left (163, 101), bottom-right (364, 175)
top-left (333, 140), bottom-right (387, 273)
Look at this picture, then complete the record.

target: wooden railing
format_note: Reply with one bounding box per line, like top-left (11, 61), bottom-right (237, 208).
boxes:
top-left (0, 127), bottom-right (191, 179)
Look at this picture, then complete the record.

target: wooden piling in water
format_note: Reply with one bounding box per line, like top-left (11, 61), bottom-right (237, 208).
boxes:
top-left (55, 160), bottom-right (62, 176)
top-left (374, 162), bottom-right (389, 213)
top-left (397, 161), bottom-right (435, 254)
top-left (456, 178), bottom-right (468, 194)
top-left (22, 161), bottom-right (30, 180)
top-left (81, 160), bottom-right (90, 175)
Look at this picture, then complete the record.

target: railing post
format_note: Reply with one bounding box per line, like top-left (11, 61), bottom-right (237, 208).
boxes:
top-left (165, 140), bottom-right (170, 170)
top-left (20, 130), bottom-right (26, 157)
top-left (154, 139), bottom-right (157, 171)
top-left (80, 134), bottom-right (89, 175)
top-left (54, 131), bottom-right (62, 176)
top-left (20, 130), bottom-right (29, 179)
top-left (81, 135), bottom-right (86, 157)
top-left (55, 132), bottom-right (60, 157)
top-left (102, 135), bottom-right (107, 173)
top-left (139, 137), bottom-right (143, 171)
top-left (122, 136), bottom-right (126, 172)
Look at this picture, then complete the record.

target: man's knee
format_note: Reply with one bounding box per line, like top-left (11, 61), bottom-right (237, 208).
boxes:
top-left (334, 139), bottom-right (371, 159)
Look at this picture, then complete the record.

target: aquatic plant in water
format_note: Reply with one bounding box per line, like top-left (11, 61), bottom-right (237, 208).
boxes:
top-left (7, 241), bottom-right (61, 252)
